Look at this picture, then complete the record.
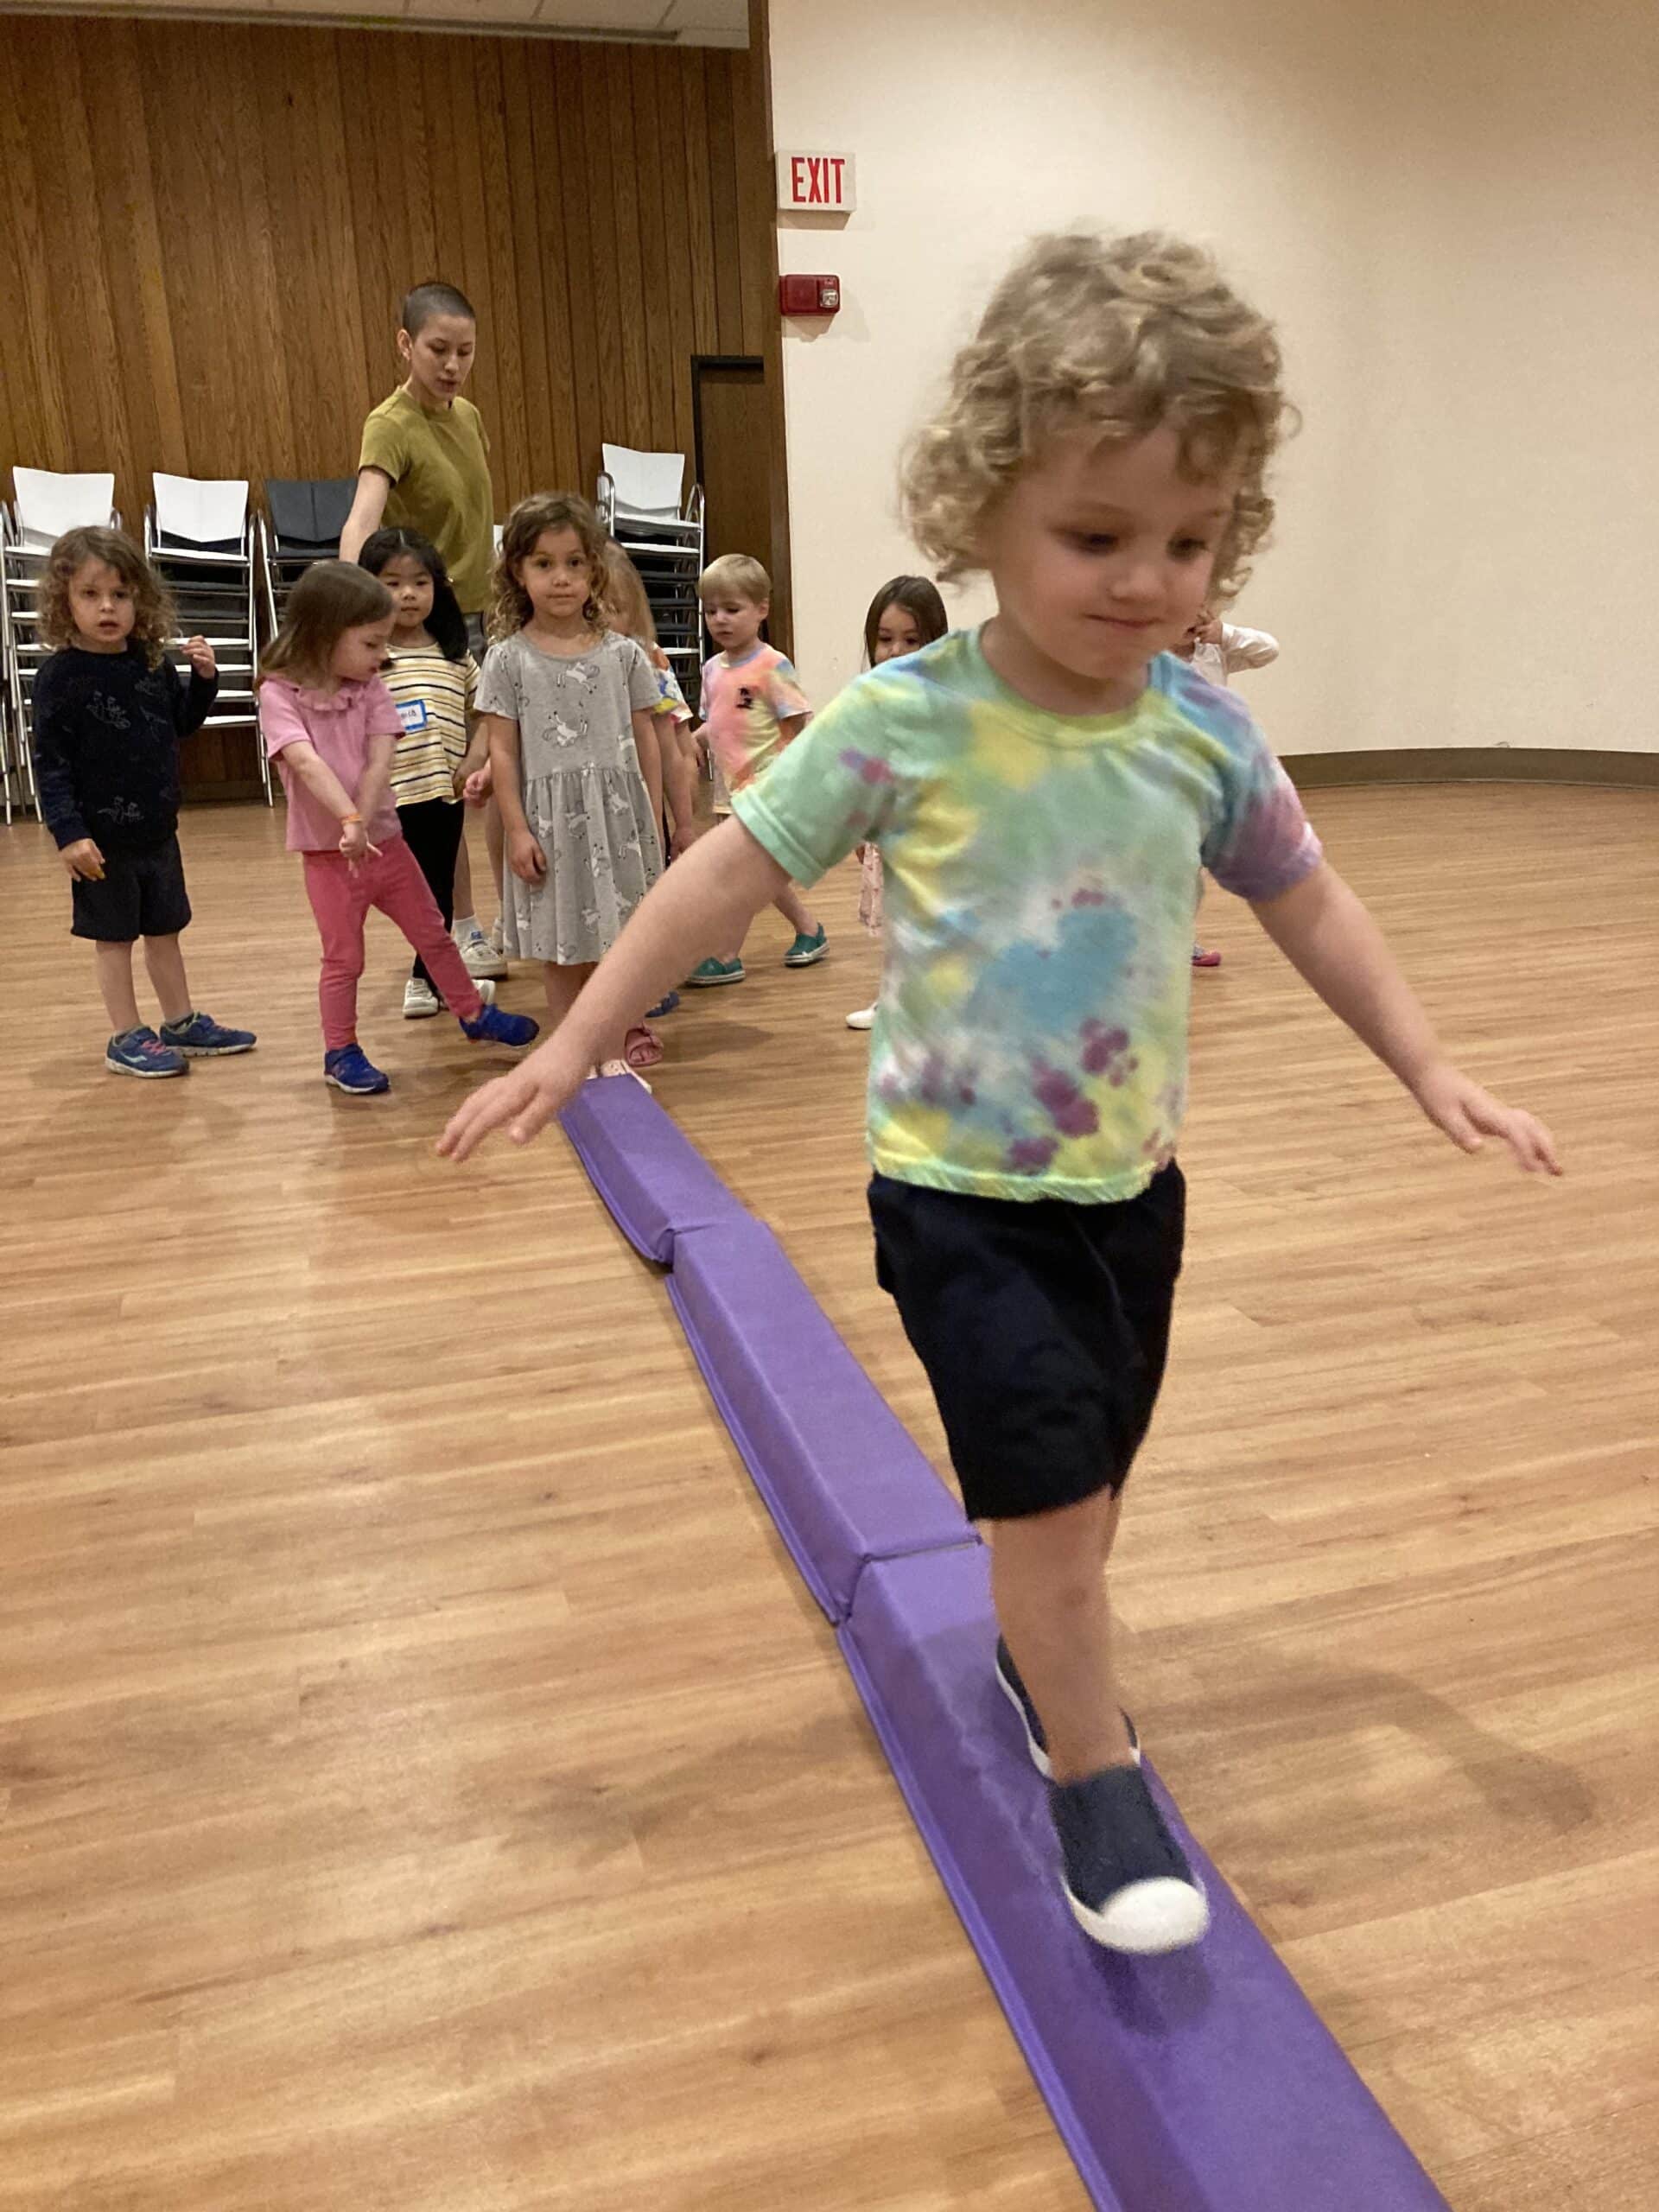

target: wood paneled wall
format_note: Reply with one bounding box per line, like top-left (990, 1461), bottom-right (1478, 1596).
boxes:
top-left (0, 12), bottom-right (777, 527)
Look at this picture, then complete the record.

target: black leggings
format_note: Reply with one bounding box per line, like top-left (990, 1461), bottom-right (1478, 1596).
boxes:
top-left (397, 798), bottom-right (464, 985)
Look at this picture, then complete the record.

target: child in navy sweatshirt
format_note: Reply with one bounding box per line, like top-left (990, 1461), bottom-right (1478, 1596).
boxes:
top-left (32, 526), bottom-right (255, 1077)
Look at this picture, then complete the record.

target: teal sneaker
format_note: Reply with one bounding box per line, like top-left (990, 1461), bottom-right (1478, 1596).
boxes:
top-left (688, 957), bottom-right (745, 987)
top-left (784, 926), bottom-right (828, 968)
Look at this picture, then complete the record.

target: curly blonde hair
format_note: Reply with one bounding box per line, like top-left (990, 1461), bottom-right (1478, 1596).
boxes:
top-left (489, 493), bottom-right (610, 643)
top-left (38, 527), bottom-right (176, 668)
top-left (901, 231), bottom-right (1292, 601)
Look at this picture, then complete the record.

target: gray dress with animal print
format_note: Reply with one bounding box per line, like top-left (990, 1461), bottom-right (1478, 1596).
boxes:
top-left (476, 629), bottom-right (663, 964)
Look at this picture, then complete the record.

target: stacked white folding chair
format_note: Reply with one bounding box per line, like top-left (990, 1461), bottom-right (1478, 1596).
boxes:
top-left (595, 445), bottom-right (706, 696)
top-left (1, 469), bottom-right (120, 825)
top-left (146, 474), bottom-right (269, 801)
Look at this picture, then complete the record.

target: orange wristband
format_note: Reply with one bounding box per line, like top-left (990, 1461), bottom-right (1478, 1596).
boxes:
top-left (340, 812), bottom-right (362, 824)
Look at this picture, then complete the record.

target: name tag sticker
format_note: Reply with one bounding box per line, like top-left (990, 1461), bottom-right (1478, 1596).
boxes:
top-left (397, 699), bottom-right (429, 733)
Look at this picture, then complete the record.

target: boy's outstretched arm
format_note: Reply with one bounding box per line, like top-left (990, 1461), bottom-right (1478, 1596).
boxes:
top-left (1251, 861), bottom-right (1562, 1175)
top-left (438, 816), bottom-right (789, 1161)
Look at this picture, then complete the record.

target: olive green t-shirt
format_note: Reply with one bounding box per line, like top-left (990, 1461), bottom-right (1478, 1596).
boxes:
top-left (359, 388), bottom-right (493, 615)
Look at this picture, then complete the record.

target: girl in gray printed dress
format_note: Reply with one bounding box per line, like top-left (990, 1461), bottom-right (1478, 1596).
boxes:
top-left (476, 494), bottom-right (665, 1085)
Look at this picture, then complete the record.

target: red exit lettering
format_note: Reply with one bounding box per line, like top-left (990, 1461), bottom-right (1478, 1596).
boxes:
top-left (781, 152), bottom-right (853, 212)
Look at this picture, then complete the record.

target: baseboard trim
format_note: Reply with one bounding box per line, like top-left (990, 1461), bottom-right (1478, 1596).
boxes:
top-left (182, 781), bottom-right (266, 804)
top-left (1286, 748), bottom-right (1659, 791)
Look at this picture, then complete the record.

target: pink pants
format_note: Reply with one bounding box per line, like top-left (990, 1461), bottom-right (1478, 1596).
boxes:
top-left (302, 837), bottom-right (483, 1051)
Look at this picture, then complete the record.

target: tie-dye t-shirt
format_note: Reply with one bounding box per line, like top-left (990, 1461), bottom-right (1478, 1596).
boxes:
top-left (699, 642), bottom-right (810, 793)
top-left (732, 627), bottom-right (1323, 1204)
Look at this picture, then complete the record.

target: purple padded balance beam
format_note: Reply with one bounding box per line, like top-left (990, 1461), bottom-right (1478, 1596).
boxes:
top-left (842, 1544), bottom-right (1452, 2212)
top-left (560, 1077), bottom-right (747, 1263)
top-left (560, 1079), bottom-right (1452, 2212)
top-left (669, 1216), bottom-right (976, 1621)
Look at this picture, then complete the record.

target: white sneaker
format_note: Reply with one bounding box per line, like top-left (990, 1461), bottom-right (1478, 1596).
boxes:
top-left (594, 1058), bottom-right (652, 1093)
top-left (459, 928), bottom-right (506, 982)
top-left (407, 977), bottom-right (493, 1017)
top-left (845, 1004), bottom-right (876, 1031)
top-left (486, 917), bottom-right (505, 956)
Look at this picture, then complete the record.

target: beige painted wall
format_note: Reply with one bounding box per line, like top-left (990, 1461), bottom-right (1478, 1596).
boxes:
top-left (767, 0), bottom-right (1658, 754)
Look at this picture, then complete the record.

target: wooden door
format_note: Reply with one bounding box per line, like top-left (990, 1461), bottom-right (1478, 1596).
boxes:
top-left (694, 357), bottom-right (777, 635)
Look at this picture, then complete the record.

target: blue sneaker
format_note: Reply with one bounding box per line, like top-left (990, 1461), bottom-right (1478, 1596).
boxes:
top-left (160, 1009), bottom-right (257, 1057)
top-left (106, 1026), bottom-right (188, 1079)
top-left (995, 1637), bottom-right (1138, 1778)
top-left (461, 1001), bottom-right (538, 1047)
top-left (324, 1043), bottom-right (390, 1095)
top-left (784, 925), bottom-right (828, 968)
top-left (646, 990), bottom-right (681, 1019)
top-left (1050, 1766), bottom-right (1209, 1955)
top-left (688, 957), bottom-right (745, 987)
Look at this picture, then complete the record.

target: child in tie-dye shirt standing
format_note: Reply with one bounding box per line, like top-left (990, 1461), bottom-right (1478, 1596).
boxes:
top-left (686, 553), bottom-right (826, 986)
top-left (441, 230), bottom-right (1561, 1958)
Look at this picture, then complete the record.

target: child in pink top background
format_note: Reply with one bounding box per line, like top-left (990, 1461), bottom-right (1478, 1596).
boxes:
top-left (687, 553), bottom-right (826, 988)
top-left (258, 562), bottom-right (537, 1096)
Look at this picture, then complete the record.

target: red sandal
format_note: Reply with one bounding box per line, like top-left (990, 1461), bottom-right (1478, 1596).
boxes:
top-left (624, 1023), bottom-right (664, 1071)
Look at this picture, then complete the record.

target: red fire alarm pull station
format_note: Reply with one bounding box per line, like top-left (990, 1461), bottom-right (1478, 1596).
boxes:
top-left (779, 273), bottom-right (841, 316)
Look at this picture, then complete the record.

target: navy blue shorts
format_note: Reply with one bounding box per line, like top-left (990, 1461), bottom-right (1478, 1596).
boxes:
top-left (70, 836), bottom-right (192, 943)
top-left (868, 1164), bottom-right (1185, 1522)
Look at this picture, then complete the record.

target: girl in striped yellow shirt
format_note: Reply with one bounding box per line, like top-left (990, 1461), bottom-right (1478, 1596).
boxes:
top-left (359, 528), bottom-right (489, 1018)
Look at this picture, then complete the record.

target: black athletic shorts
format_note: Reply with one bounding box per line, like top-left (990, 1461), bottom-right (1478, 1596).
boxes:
top-left (868, 1164), bottom-right (1185, 1522)
top-left (70, 836), bottom-right (193, 943)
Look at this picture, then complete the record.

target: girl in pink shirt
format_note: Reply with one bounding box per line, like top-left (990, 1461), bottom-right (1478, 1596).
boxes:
top-left (258, 563), bottom-right (537, 1095)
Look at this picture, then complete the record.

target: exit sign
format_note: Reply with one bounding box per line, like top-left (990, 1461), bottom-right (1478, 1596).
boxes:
top-left (777, 150), bottom-right (856, 213)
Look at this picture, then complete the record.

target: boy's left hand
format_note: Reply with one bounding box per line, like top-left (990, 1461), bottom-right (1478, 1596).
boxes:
top-left (182, 635), bottom-right (217, 678)
top-left (1412, 1062), bottom-right (1562, 1175)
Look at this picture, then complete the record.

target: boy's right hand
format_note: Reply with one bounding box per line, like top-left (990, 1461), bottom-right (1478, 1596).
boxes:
top-left (438, 1031), bottom-right (591, 1162)
top-left (340, 819), bottom-right (373, 864)
top-left (509, 829), bottom-right (547, 883)
top-left (61, 838), bottom-right (105, 880)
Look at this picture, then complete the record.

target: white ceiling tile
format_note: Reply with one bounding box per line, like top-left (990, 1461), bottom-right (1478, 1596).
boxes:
top-left (404, 0), bottom-right (543, 19)
top-left (0, 0), bottom-right (744, 38)
top-left (661, 0), bottom-right (747, 31)
top-left (534, 0), bottom-right (671, 29)
top-left (264, 0), bottom-right (405, 14)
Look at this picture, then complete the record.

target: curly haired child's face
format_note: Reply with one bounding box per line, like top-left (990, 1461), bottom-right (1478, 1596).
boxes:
top-left (982, 423), bottom-right (1235, 707)
top-left (67, 559), bottom-right (137, 656)
top-left (517, 528), bottom-right (594, 627)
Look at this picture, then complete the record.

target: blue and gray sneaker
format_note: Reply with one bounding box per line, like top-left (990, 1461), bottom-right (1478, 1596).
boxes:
top-left (646, 990), bottom-right (681, 1019)
top-left (460, 1001), bottom-right (538, 1047)
top-left (1050, 1766), bottom-right (1209, 1954)
top-left (106, 1026), bottom-right (188, 1079)
top-left (995, 1637), bottom-right (1139, 1777)
top-left (160, 1009), bottom-right (257, 1057)
top-left (784, 925), bottom-right (828, 967)
top-left (324, 1043), bottom-right (391, 1095)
